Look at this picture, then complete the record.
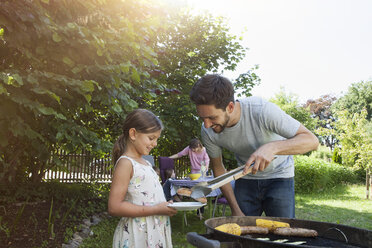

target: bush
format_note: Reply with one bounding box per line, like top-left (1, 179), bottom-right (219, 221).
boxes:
top-left (331, 146), bottom-right (342, 164)
top-left (309, 145), bottom-right (332, 162)
top-left (294, 156), bottom-right (360, 193)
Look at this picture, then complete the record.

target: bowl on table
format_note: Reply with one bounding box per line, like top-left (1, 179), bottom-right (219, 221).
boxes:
top-left (189, 173), bottom-right (201, 180)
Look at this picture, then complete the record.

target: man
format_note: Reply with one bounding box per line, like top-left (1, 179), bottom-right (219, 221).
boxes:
top-left (189, 74), bottom-right (319, 218)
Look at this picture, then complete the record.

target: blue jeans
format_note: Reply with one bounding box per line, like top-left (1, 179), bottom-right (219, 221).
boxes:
top-left (234, 177), bottom-right (295, 218)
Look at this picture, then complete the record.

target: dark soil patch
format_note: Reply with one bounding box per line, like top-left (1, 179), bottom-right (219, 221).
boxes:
top-left (0, 200), bottom-right (78, 248)
top-left (0, 182), bottom-right (109, 248)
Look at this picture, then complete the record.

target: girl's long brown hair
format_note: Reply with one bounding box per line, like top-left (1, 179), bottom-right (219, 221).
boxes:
top-left (112, 109), bottom-right (163, 164)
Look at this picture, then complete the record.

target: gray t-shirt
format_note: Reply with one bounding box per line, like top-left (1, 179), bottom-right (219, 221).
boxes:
top-left (200, 96), bottom-right (300, 179)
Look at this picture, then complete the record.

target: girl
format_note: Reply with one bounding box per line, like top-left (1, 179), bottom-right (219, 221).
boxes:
top-left (169, 138), bottom-right (210, 174)
top-left (108, 109), bottom-right (177, 248)
top-left (169, 138), bottom-right (210, 217)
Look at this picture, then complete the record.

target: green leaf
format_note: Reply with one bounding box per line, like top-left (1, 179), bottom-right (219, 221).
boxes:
top-left (6, 75), bottom-right (14, 85)
top-left (120, 63), bottom-right (130, 73)
top-left (67, 23), bottom-right (75, 29)
top-left (0, 84), bottom-right (8, 95)
top-left (27, 74), bottom-right (38, 84)
top-left (131, 67), bottom-right (140, 83)
top-left (96, 49), bottom-right (103, 56)
top-left (52, 33), bottom-right (62, 42)
top-left (187, 51), bottom-right (196, 57)
top-left (112, 102), bottom-right (122, 113)
top-left (82, 80), bottom-right (95, 92)
top-left (37, 105), bottom-right (55, 115)
top-left (12, 74), bottom-right (24, 86)
top-left (84, 94), bottom-right (92, 103)
top-left (36, 104), bottom-right (66, 120)
top-left (128, 99), bottom-right (138, 108)
top-left (62, 56), bottom-right (75, 67)
top-left (31, 88), bottom-right (61, 104)
top-left (6, 75), bottom-right (23, 87)
top-left (71, 66), bottom-right (83, 74)
top-left (41, 0), bottom-right (49, 3)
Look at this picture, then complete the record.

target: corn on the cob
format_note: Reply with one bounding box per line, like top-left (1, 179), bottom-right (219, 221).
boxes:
top-left (215, 223), bottom-right (241, 236)
top-left (256, 219), bottom-right (290, 231)
top-left (215, 223), bottom-right (269, 235)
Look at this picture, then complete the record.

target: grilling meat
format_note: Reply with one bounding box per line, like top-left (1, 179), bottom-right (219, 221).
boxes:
top-left (241, 226), bottom-right (269, 235)
top-left (273, 227), bottom-right (318, 237)
top-left (177, 187), bottom-right (192, 197)
top-left (176, 187), bottom-right (206, 203)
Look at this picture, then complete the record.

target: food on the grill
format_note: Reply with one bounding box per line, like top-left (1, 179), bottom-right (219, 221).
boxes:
top-left (176, 187), bottom-right (206, 203)
top-left (256, 237), bottom-right (270, 241)
top-left (256, 219), bottom-right (290, 231)
top-left (272, 239), bottom-right (289, 243)
top-left (215, 223), bottom-right (269, 235)
top-left (240, 226), bottom-right (269, 234)
top-left (286, 241), bottom-right (307, 245)
top-left (273, 227), bottom-right (318, 237)
top-left (216, 223), bottom-right (241, 236)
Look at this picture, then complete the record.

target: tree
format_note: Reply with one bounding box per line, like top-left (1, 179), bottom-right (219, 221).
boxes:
top-left (332, 81), bottom-right (372, 199)
top-left (305, 94), bottom-right (338, 149)
top-left (0, 0), bottom-right (173, 183)
top-left (147, 10), bottom-right (259, 155)
top-left (333, 80), bottom-right (372, 120)
top-left (335, 109), bottom-right (372, 199)
top-left (335, 110), bottom-right (371, 168)
top-left (0, 0), bottom-right (253, 183)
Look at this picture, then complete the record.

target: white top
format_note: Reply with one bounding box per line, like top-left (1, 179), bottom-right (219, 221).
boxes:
top-left (112, 156), bottom-right (172, 248)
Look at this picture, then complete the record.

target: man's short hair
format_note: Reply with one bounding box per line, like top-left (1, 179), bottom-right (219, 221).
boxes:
top-left (190, 74), bottom-right (235, 110)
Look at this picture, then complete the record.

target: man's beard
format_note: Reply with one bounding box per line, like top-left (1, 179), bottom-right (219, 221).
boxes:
top-left (211, 114), bottom-right (230, 133)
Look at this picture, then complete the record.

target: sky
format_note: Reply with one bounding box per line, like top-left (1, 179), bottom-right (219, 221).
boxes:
top-left (182, 0), bottom-right (372, 103)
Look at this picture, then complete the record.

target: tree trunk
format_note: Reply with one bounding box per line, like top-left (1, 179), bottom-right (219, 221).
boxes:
top-left (366, 168), bottom-right (370, 200)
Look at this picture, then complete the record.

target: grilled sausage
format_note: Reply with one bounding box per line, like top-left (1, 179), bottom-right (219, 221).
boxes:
top-left (241, 226), bottom-right (269, 235)
top-left (273, 227), bottom-right (318, 237)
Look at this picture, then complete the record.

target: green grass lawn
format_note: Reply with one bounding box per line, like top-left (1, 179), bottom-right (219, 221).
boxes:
top-left (79, 184), bottom-right (371, 248)
top-left (295, 184), bottom-right (372, 230)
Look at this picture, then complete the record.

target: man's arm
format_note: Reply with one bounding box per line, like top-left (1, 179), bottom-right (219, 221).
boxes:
top-left (244, 124), bottom-right (319, 174)
top-left (210, 156), bottom-right (245, 216)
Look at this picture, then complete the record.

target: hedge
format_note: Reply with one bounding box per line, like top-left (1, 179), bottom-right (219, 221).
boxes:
top-left (294, 156), bottom-right (360, 193)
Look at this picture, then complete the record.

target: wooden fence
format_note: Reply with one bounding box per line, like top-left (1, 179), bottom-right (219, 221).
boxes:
top-left (43, 150), bottom-right (191, 183)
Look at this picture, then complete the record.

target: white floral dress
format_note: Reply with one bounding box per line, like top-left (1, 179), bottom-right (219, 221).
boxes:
top-left (112, 156), bottom-right (172, 248)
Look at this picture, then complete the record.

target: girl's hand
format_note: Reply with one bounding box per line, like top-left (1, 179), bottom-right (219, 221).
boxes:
top-left (154, 201), bottom-right (178, 216)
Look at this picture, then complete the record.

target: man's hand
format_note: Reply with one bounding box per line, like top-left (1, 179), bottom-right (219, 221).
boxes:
top-left (231, 208), bottom-right (245, 217)
top-left (243, 143), bottom-right (276, 175)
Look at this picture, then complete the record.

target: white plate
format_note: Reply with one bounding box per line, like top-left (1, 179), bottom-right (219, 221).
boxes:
top-left (168, 202), bottom-right (206, 211)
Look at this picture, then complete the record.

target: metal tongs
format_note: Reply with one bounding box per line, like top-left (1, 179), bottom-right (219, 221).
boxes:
top-left (190, 163), bottom-right (254, 199)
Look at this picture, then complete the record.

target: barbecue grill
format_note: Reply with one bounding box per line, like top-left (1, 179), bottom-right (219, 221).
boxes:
top-left (187, 216), bottom-right (372, 248)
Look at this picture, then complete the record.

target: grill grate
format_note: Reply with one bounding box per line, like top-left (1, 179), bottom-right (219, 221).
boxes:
top-left (245, 233), bottom-right (363, 247)
top-left (200, 216), bottom-right (372, 248)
